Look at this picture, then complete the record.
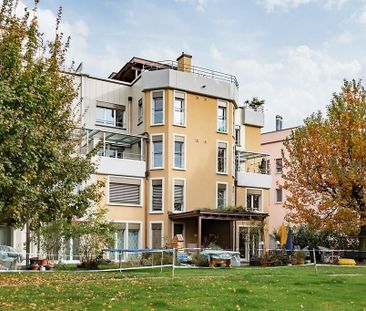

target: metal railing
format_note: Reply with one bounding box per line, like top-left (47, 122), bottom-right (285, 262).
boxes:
top-left (141, 60), bottom-right (239, 88)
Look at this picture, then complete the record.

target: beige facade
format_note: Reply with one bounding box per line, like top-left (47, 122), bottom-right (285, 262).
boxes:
top-left (2, 54), bottom-right (271, 262)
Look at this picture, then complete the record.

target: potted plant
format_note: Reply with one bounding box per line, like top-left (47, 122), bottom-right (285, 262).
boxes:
top-left (294, 251), bottom-right (305, 265)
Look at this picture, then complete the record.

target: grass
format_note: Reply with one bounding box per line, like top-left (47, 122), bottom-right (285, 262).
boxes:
top-left (0, 265), bottom-right (366, 310)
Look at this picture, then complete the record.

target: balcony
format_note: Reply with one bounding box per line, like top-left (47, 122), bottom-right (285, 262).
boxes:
top-left (80, 128), bottom-right (146, 178)
top-left (236, 151), bottom-right (272, 189)
top-left (239, 105), bottom-right (264, 128)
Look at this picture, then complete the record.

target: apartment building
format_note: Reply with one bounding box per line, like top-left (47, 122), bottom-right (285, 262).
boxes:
top-left (261, 116), bottom-right (296, 248)
top-left (1, 53), bottom-right (271, 262)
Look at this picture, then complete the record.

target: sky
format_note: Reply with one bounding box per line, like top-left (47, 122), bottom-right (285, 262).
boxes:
top-left (16, 0), bottom-right (366, 131)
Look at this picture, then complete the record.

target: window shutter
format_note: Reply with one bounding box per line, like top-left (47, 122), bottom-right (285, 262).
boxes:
top-left (152, 180), bottom-right (163, 211)
top-left (109, 177), bottom-right (141, 205)
top-left (175, 91), bottom-right (185, 99)
top-left (153, 91), bottom-right (163, 98)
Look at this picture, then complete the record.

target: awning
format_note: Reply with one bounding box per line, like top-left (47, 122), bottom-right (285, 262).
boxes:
top-left (238, 150), bottom-right (270, 161)
top-left (168, 209), bottom-right (268, 221)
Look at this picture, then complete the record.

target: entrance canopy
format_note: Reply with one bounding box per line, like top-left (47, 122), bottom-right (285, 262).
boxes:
top-left (169, 209), bottom-right (268, 250)
top-left (168, 209), bottom-right (268, 221)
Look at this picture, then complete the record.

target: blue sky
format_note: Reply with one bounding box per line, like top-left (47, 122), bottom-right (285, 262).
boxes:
top-left (18, 0), bottom-right (366, 130)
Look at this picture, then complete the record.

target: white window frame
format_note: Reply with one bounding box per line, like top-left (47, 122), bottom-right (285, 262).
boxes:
top-left (150, 133), bottom-right (165, 169)
top-left (216, 140), bottom-right (228, 174)
top-left (217, 100), bottom-right (228, 133)
top-left (246, 188), bottom-right (263, 212)
top-left (172, 178), bottom-right (186, 213)
top-left (216, 182), bottom-right (228, 209)
top-left (232, 185), bottom-right (235, 207)
top-left (95, 104), bottom-right (126, 129)
top-left (173, 134), bottom-right (186, 170)
top-left (150, 177), bottom-right (164, 214)
top-left (149, 221), bottom-right (164, 249)
top-left (173, 90), bottom-right (187, 127)
top-left (111, 221), bottom-right (143, 261)
top-left (151, 90), bottom-right (165, 126)
top-left (107, 176), bottom-right (143, 207)
top-left (172, 222), bottom-right (185, 240)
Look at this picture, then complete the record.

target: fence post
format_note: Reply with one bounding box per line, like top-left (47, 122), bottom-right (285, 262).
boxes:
top-left (160, 250), bottom-right (163, 273)
top-left (172, 248), bottom-right (176, 279)
top-left (313, 248), bottom-right (318, 274)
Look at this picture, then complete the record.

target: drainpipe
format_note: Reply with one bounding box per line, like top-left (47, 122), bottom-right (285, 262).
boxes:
top-left (128, 96), bottom-right (133, 132)
top-left (143, 133), bottom-right (150, 248)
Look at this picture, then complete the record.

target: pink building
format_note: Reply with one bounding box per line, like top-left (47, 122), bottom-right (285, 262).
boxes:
top-left (261, 117), bottom-right (297, 248)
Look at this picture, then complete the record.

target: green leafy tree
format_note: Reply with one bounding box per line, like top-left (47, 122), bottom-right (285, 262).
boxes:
top-left (0, 0), bottom-right (101, 262)
top-left (283, 80), bottom-right (366, 251)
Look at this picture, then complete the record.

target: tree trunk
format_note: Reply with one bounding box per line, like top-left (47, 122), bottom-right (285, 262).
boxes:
top-left (359, 224), bottom-right (366, 252)
top-left (25, 220), bottom-right (31, 266)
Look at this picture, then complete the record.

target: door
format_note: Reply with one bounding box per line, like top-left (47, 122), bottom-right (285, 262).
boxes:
top-left (238, 226), bottom-right (261, 261)
top-left (238, 226), bottom-right (250, 261)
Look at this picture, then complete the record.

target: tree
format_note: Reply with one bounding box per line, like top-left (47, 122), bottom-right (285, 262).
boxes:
top-left (244, 97), bottom-right (265, 111)
top-left (283, 80), bottom-right (366, 251)
top-left (0, 0), bottom-right (101, 262)
top-left (37, 208), bottom-right (116, 268)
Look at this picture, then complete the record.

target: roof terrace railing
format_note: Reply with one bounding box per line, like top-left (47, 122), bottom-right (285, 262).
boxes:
top-left (140, 60), bottom-right (239, 88)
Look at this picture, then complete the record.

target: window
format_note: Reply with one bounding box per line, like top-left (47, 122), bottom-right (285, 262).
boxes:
top-left (174, 91), bottom-right (185, 126)
top-left (109, 223), bottom-right (141, 261)
top-left (174, 135), bottom-right (185, 169)
top-left (217, 101), bottom-right (227, 132)
top-left (276, 188), bottom-right (283, 203)
top-left (64, 237), bottom-right (80, 261)
top-left (152, 135), bottom-right (164, 168)
top-left (151, 91), bottom-right (164, 125)
top-left (235, 127), bottom-right (241, 146)
top-left (0, 225), bottom-right (11, 246)
top-left (275, 158), bottom-right (283, 173)
top-left (173, 179), bottom-right (185, 212)
top-left (128, 223), bottom-right (141, 250)
top-left (217, 142), bottom-right (227, 173)
top-left (137, 98), bottom-right (143, 125)
top-left (99, 144), bottom-right (125, 159)
top-left (151, 179), bottom-right (163, 212)
top-left (217, 183), bottom-right (227, 209)
top-left (151, 223), bottom-right (163, 249)
top-left (109, 177), bottom-right (141, 205)
top-left (247, 189), bottom-right (262, 211)
top-left (232, 185), bottom-right (235, 207)
top-left (96, 106), bottom-right (125, 128)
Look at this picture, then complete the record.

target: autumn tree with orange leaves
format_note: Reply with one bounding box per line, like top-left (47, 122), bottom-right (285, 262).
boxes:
top-left (283, 80), bottom-right (366, 251)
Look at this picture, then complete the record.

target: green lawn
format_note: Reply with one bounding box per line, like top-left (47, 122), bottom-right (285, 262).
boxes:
top-left (0, 265), bottom-right (366, 310)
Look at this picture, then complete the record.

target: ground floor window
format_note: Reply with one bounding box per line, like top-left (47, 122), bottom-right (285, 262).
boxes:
top-left (0, 225), bottom-right (11, 246)
top-left (151, 223), bottom-right (163, 249)
top-left (110, 222), bottom-right (141, 261)
top-left (64, 237), bottom-right (80, 261)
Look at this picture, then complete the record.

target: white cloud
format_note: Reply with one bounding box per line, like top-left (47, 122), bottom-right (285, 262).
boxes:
top-left (218, 45), bottom-right (363, 130)
top-left (258, 0), bottom-right (349, 12)
top-left (359, 3), bottom-right (366, 23)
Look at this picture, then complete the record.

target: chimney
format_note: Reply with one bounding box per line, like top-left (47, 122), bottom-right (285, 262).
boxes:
top-left (177, 52), bottom-right (192, 72)
top-left (276, 115), bottom-right (283, 131)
